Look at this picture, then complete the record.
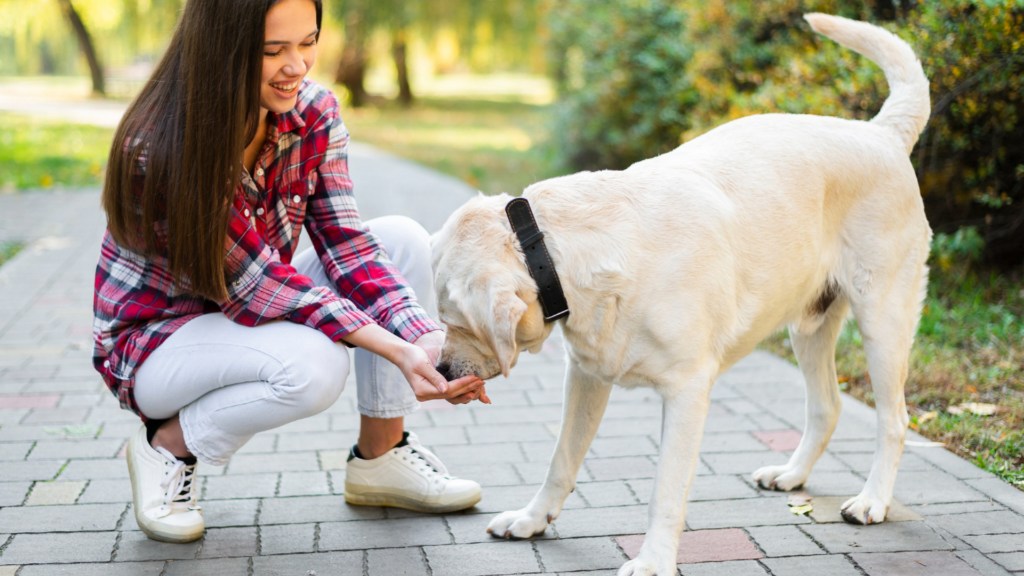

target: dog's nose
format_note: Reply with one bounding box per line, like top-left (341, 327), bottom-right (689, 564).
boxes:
top-left (436, 361), bottom-right (454, 381)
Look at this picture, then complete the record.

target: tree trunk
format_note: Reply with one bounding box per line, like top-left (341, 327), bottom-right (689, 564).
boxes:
top-left (335, 10), bottom-right (369, 107)
top-left (392, 30), bottom-right (414, 107)
top-left (56, 0), bottom-right (105, 96)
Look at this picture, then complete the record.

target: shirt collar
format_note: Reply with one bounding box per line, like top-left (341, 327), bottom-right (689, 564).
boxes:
top-left (270, 80), bottom-right (311, 135)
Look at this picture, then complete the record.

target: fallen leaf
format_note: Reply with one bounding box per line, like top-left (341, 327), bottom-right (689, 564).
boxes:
top-left (948, 402), bottom-right (999, 416)
top-left (918, 411), bottom-right (938, 424)
top-left (789, 503), bottom-right (814, 516)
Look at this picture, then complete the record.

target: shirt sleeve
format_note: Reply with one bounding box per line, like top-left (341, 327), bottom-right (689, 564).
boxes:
top-left (301, 96), bottom-right (440, 343)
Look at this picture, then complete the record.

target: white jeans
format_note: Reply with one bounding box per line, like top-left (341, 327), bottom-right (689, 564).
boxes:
top-left (134, 216), bottom-right (435, 465)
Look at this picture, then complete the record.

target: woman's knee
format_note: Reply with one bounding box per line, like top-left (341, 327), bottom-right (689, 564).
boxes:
top-left (272, 335), bottom-right (349, 416)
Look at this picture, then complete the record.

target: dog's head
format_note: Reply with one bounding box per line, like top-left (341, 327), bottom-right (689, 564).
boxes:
top-left (431, 193), bottom-right (555, 380)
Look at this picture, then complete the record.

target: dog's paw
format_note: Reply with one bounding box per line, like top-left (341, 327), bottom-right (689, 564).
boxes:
top-left (840, 494), bottom-right (888, 525)
top-left (752, 464), bottom-right (806, 491)
top-left (617, 557), bottom-right (674, 576)
top-left (486, 509), bottom-right (549, 539)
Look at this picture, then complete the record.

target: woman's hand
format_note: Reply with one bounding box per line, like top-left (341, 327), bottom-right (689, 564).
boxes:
top-left (413, 331), bottom-right (491, 405)
top-left (397, 340), bottom-right (489, 404)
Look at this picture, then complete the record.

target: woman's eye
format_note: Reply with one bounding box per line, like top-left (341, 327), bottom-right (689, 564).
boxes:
top-left (264, 49), bottom-right (283, 57)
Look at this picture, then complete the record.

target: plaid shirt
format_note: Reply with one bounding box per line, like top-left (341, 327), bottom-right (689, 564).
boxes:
top-left (93, 80), bottom-right (440, 416)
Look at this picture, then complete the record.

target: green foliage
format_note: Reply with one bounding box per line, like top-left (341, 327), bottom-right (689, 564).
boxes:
top-left (0, 112), bottom-right (111, 191)
top-left (547, 0), bottom-right (699, 170)
top-left (0, 241), bottom-right (24, 268)
top-left (545, 1), bottom-right (1024, 265)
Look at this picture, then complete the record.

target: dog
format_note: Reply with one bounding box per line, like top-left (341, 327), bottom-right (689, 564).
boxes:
top-left (431, 13), bottom-right (931, 576)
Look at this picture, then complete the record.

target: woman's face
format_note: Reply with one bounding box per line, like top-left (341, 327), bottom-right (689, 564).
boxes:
top-left (261, 0), bottom-right (318, 114)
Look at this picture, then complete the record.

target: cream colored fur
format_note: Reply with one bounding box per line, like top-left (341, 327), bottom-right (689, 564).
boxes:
top-left (431, 13), bottom-right (931, 576)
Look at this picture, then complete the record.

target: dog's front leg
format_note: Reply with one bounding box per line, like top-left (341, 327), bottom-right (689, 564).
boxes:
top-left (620, 380), bottom-right (712, 576)
top-left (487, 363), bottom-right (611, 539)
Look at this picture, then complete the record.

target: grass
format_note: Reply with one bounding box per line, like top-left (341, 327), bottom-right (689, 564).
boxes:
top-left (0, 241), bottom-right (23, 267)
top-left (761, 240), bottom-right (1024, 489)
top-left (340, 74), bottom-right (564, 196)
top-left (0, 112), bottom-right (112, 192)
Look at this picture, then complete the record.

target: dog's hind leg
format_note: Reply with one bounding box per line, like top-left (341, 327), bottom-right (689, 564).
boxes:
top-left (487, 362), bottom-right (612, 539)
top-left (840, 262), bottom-right (926, 525)
top-left (753, 293), bottom-right (850, 491)
top-left (620, 370), bottom-right (715, 576)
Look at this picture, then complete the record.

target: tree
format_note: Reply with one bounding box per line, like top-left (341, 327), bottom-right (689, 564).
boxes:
top-left (56, 0), bottom-right (104, 96)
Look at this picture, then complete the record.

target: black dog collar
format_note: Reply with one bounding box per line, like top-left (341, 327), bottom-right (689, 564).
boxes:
top-left (505, 197), bottom-right (570, 322)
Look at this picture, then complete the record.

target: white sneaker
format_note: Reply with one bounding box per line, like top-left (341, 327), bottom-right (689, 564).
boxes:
top-left (126, 425), bottom-right (204, 543)
top-left (344, 431), bottom-right (481, 513)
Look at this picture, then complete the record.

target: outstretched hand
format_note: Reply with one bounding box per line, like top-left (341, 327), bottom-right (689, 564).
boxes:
top-left (411, 331), bottom-right (491, 405)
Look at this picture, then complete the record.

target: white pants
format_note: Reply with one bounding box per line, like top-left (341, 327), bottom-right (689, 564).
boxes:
top-left (134, 216), bottom-right (434, 465)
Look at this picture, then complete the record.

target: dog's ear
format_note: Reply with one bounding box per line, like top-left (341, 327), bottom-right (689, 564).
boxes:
top-left (489, 291), bottom-right (527, 378)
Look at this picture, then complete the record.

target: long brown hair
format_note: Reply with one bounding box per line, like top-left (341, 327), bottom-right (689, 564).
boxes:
top-left (102, 0), bottom-right (322, 300)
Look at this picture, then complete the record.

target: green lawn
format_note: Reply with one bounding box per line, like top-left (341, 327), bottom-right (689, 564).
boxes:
top-left (0, 112), bottom-right (112, 192)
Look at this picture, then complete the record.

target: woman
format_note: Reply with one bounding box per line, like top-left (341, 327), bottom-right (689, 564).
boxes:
top-left (93, 0), bottom-right (488, 544)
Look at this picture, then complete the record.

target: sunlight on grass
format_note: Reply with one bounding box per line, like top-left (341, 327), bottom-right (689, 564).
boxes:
top-left (0, 112), bottom-right (112, 191)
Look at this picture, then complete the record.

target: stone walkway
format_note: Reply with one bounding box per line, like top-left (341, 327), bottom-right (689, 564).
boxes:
top-left (1, 105), bottom-right (1023, 575)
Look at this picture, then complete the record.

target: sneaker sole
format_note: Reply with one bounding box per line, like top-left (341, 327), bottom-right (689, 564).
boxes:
top-left (126, 434), bottom-right (205, 544)
top-left (344, 484), bottom-right (481, 514)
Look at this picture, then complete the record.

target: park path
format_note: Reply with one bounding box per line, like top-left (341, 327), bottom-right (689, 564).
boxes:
top-left (0, 94), bottom-right (1022, 575)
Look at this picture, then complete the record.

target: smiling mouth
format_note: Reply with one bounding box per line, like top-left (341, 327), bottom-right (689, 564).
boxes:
top-left (270, 81), bottom-right (299, 95)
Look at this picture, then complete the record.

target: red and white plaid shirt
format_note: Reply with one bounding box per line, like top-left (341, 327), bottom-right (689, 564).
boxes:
top-left (93, 80), bottom-right (440, 416)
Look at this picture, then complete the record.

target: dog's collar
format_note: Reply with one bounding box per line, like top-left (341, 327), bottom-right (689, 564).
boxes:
top-left (505, 197), bottom-right (570, 322)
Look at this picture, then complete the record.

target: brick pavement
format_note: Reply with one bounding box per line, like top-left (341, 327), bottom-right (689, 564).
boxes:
top-left (2, 180), bottom-right (1024, 574)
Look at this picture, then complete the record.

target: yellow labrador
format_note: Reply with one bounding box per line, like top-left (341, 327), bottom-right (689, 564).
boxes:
top-left (431, 13), bottom-right (931, 576)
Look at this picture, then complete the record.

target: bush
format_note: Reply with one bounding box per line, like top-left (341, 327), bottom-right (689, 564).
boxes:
top-left (546, 0), bottom-right (1024, 267)
top-left (547, 0), bottom-right (699, 171)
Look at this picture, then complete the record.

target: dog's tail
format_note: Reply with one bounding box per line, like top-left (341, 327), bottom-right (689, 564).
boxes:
top-left (805, 13), bottom-right (930, 153)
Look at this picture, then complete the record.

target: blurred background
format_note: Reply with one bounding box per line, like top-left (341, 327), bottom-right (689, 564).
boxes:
top-left (0, 0), bottom-right (1021, 488)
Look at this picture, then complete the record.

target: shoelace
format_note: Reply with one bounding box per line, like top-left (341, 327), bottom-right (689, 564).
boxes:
top-left (405, 434), bottom-right (451, 477)
top-left (155, 447), bottom-right (201, 511)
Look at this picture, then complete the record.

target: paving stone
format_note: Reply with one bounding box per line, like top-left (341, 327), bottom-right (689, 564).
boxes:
top-left (260, 494), bottom-right (383, 525)
top-left (517, 461), bottom-right (591, 485)
top-left (989, 552), bottom-right (1024, 571)
top-left (17, 562), bottom-right (164, 576)
top-left (0, 531), bottom-right (117, 564)
top-left (680, 560), bottom-right (771, 576)
top-left (551, 505), bottom-right (650, 538)
top-left (575, 480), bottom-right (641, 507)
top-left (164, 557), bottom-right (249, 576)
top-left (594, 418), bottom-right (662, 438)
top-left (319, 517), bottom-right (451, 551)
top-left (203, 473), bottom-right (278, 499)
top-left (58, 458), bottom-right (128, 480)
top-left (21, 407), bottom-right (89, 425)
top-left (2, 459), bottom-right (64, 481)
top-left (431, 442), bottom-right (527, 467)
top-left (0, 502), bottom-right (123, 532)
top-left (618, 528), bottom-right (763, 564)
top-left (956, 549), bottom-right (1017, 576)
top-left (0, 442), bottom-right (32, 461)
top-left (747, 525), bottom-right (825, 556)
top-left (201, 498), bottom-right (260, 528)
top-left (800, 470), bottom-right (869, 496)
top-left (802, 521), bottom-right (954, 554)
top-left (78, 478), bottom-right (130, 503)
top-left (535, 536), bottom-right (627, 572)
top-left (807, 496), bottom-right (920, 523)
top-left (367, 547), bottom-right (429, 576)
top-left (586, 456), bottom-right (657, 481)
top-left (927, 510), bottom-right (1024, 537)
top-left (115, 530), bottom-right (201, 561)
top-left (965, 477), bottom-right (1024, 516)
top-left (0, 481), bottom-right (30, 506)
top-left (761, 554), bottom-right (863, 576)
top-left (686, 497), bottom-right (812, 530)
top-left (275, 431), bottom-right (352, 452)
top-left (24, 480), bottom-right (86, 505)
top-left (0, 395), bottom-right (59, 409)
top-left (195, 526), bottom-right (257, 559)
top-left (913, 500), bottom-right (1009, 517)
top-left (465, 423), bottom-right (554, 445)
top-left (961, 533), bottom-right (1024, 554)
top-left (751, 429), bottom-right (802, 452)
top-left (850, 551), bottom-right (985, 575)
top-left (252, 551), bottom-right (361, 576)
top-left (424, 540), bottom-right (539, 576)
top-left (226, 451), bottom-right (319, 474)
top-left (894, 470), bottom-right (990, 505)
top-left (259, 522), bottom-right (315, 555)
top-left (278, 471), bottom-right (330, 497)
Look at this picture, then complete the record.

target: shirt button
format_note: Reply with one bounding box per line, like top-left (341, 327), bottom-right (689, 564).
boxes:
top-left (292, 195), bottom-right (301, 204)
top-left (243, 209), bottom-right (251, 218)
top-left (256, 207), bottom-right (265, 216)
top-left (255, 168), bottom-right (264, 177)
top-left (103, 360), bottom-right (110, 368)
